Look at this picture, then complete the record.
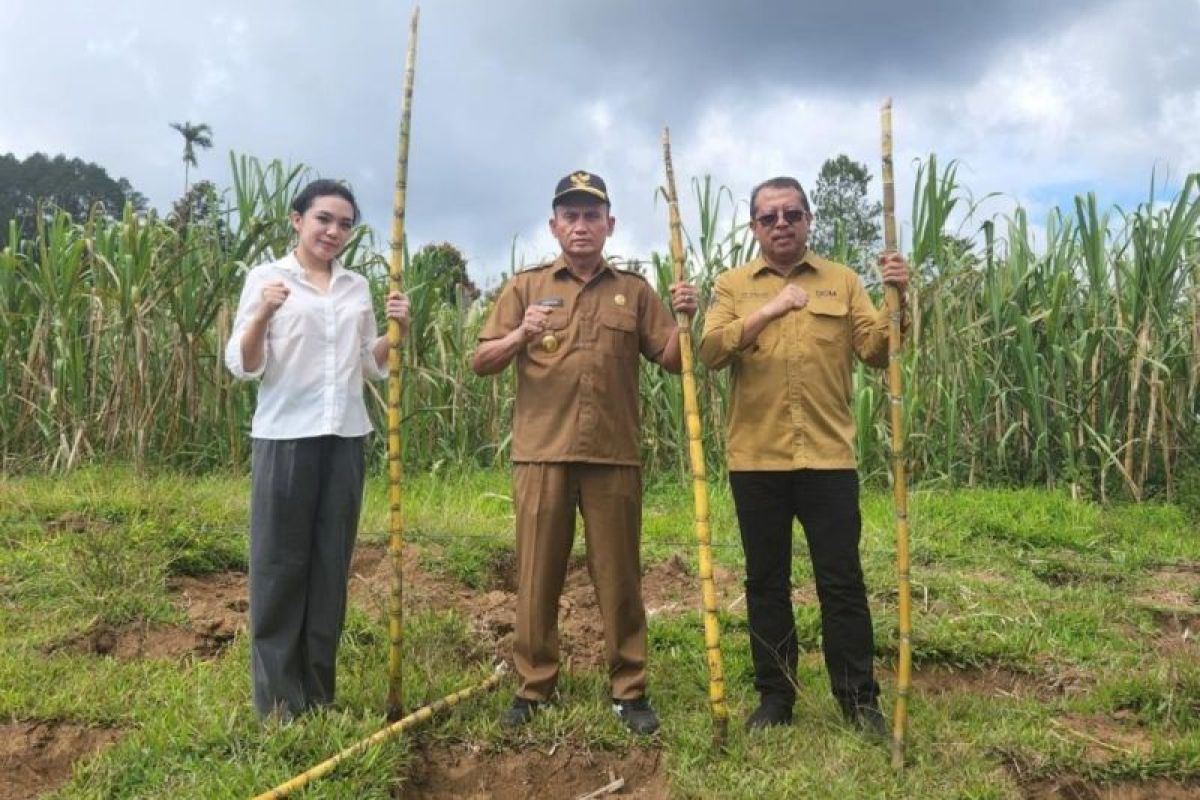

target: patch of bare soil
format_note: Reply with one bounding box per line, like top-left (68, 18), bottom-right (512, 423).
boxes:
top-left (49, 622), bottom-right (221, 660)
top-left (642, 553), bottom-right (750, 614)
top-left (171, 570), bottom-right (250, 651)
top-left (915, 666), bottom-right (1063, 699)
top-left (1023, 776), bottom-right (1198, 799)
top-left (348, 543), bottom-right (452, 616)
top-left (402, 741), bottom-right (667, 800)
top-left (48, 541), bottom-right (733, 671)
top-left (0, 720), bottom-right (122, 800)
top-left (1048, 712), bottom-right (1154, 765)
top-left (47, 571), bottom-right (248, 661)
top-left (1134, 564), bottom-right (1200, 655)
top-left (879, 664), bottom-right (1091, 702)
top-left (350, 545), bottom-right (739, 673)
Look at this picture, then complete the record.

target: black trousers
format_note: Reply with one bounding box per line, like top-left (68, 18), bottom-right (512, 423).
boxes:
top-left (250, 435), bottom-right (365, 718)
top-left (729, 469), bottom-right (879, 711)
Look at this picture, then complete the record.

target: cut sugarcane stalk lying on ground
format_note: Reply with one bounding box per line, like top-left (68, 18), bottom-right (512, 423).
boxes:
top-left (251, 666), bottom-right (505, 800)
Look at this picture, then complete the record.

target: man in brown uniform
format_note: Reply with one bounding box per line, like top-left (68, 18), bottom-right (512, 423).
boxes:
top-left (471, 171), bottom-right (698, 733)
top-left (699, 176), bottom-right (908, 736)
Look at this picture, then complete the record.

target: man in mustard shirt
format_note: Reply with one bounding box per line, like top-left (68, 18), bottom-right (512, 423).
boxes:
top-left (472, 171), bottom-right (697, 734)
top-left (699, 176), bottom-right (909, 736)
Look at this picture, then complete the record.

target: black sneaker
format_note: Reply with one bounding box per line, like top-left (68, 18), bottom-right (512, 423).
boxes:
top-left (499, 696), bottom-right (541, 729)
top-left (611, 696), bottom-right (660, 734)
top-left (746, 698), bottom-right (794, 731)
top-left (844, 702), bottom-right (888, 740)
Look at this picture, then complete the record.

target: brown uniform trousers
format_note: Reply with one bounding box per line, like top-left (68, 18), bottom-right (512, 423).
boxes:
top-left (513, 463), bottom-right (644, 700)
top-left (479, 257), bottom-right (676, 701)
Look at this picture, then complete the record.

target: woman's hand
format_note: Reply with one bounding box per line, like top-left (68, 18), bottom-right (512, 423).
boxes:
top-left (385, 291), bottom-right (410, 334)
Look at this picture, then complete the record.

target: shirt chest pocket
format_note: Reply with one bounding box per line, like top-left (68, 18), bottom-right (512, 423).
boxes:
top-left (735, 294), bottom-right (778, 357)
top-left (269, 306), bottom-right (307, 341)
top-left (599, 309), bottom-right (638, 358)
top-left (526, 309), bottom-right (570, 360)
top-left (807, 298), bottom-right (849, 344)
top-left (343, 301), bottom-right (374, 340)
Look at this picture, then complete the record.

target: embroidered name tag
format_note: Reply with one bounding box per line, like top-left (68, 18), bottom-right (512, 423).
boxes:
top-left (814, 289), bottom-right (838, 298)
top-left (535, 297), bottom-right (564, 308)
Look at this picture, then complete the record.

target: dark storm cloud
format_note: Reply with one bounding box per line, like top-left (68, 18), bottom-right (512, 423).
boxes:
top-left (1, 0), bottom-right (1193, 282)
top-left (361, 0), bottom-right (1120, 275)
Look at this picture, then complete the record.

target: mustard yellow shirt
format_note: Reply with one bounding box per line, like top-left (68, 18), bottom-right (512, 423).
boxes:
top-left (699, 253), bottom-right (896, 470)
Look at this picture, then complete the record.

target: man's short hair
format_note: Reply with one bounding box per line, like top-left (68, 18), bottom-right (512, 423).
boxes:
top-left (750, 177), bottom-right (811, 217)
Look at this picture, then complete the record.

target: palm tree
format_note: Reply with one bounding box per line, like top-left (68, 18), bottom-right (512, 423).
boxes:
top-left (169, 121), bottom-right (214, 193)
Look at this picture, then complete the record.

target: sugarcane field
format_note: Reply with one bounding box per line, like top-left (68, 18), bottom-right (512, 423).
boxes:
top-left (2, 2), bottom-right (1200, 799)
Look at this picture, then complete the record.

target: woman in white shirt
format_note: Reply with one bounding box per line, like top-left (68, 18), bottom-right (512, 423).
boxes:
top-left (225, 179), bottom-right (408, 720)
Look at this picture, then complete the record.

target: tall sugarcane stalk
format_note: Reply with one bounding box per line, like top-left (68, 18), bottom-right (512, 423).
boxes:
top-left (385, 5), bottom-right (420, 722)
top-left (662, 127), bottom-right (729, 744)
top-left (880, 97), bottom-right (913, 770)
top-left (252, 666), bottom-right (504, 800)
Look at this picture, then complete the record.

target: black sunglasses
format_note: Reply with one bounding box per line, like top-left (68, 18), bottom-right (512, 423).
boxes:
top-left (754, 209), bottom-right (808, 227)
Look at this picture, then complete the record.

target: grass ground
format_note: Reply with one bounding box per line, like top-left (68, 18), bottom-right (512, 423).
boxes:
top-left (2, 466), bottom-right (1199, 798)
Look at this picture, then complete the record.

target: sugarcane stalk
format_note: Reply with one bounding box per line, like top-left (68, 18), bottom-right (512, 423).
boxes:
top-left (880, 97), bottom-right (913, 771)
top-left (251, 666), bottom-right (504, 800)
top-left (1123, 317), bottom-right (1151, 500)
top-left (386, 5), bottom-right (419, 722)
top-left (661, 127), bottom-right (729, 744)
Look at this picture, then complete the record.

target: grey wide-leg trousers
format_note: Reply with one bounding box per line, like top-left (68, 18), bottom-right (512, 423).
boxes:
top-left (249, 435), bottom-right (365, 718)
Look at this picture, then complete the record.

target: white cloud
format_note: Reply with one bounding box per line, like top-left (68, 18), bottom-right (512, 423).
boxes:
top-left (0, 0), bottom-right (1194, 282)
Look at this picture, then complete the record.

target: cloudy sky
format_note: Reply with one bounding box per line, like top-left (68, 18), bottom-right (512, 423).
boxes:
top-left (2, 0), bottom-right (1197, 286)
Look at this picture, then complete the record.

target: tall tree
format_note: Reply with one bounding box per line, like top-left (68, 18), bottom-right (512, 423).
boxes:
top-left (809, 154), bottom-right (882, 272)
top-left (411, 242), bottom-right (480, 306)
top-left (0, 152), bottom-right (146, 247)
top-left (169, 121), bottom-right (213, 192)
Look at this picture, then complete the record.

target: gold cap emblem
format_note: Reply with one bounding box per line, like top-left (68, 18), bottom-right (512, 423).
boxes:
top-left (613, 294), bottom-right (626, 306)
top-left (541, 333), bottom-right (560, 353)
top-left (570, 171), bottom-right (592, 188)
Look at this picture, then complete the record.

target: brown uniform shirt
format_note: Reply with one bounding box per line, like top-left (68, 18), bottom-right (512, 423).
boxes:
top-left (699, 253), bottom-right (899, 471)
top-left (480, 257), bottom-right (677, 465)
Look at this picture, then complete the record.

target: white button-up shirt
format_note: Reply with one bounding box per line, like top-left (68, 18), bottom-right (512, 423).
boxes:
top-left (224, 253), bottom-right (387, 439)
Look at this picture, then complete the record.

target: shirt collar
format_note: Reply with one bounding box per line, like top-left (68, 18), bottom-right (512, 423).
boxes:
top-left (751, 250), bottom-right (822, 278)
top-left (551, 255), bottom-right (616, 282)
top-left (283, 250), bottom-right (350, 283)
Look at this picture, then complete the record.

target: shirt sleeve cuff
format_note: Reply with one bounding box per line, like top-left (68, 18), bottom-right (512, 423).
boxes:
top-left (363, 341), bottom-right (389, 381)
top-left (225, 334), bottom-right (266, 380)
top-left (723, 318), bottom-right (751, 353)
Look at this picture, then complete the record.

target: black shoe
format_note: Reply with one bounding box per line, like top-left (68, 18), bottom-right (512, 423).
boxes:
top-left (844, 702), bottom-right (888, 740)
top-left (611, 696), bottom-right (660, 734)
top-left (500, 696), bottom-right (541, 729)
top-left (746, 698), bottom-right (794, 731)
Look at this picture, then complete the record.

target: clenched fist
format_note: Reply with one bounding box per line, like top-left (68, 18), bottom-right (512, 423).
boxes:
top-left (519, 304), bottom-right (553, 343)
top-left (878, 251), bottom-right (910, 289)
top-left (764, 284), bottom-right (809, 319)
top-left (669, 281), bottom-right (698, 318)
top-left (256, 280), bottom-right (290, 321)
